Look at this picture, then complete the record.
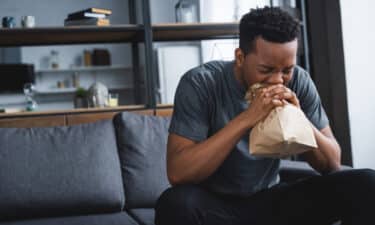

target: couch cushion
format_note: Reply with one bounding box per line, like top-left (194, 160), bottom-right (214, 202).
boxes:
top-left (0, 212), bottom-right (137, 225)
top-left (114, 112), bottom-right (170, 208)
top-left (0, 120), bottom-right (125, 220)
top-left (128, 208), bottom-right (155, 225)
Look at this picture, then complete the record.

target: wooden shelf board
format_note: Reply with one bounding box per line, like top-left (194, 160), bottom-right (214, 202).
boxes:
top-left (0, 104), bottom-right (147, 119)
top-left (0, 25), bottom-right (144, 46)
top-left (152, 22), bottom-right (239, 41)
top-left (0, 23), bottom-right (239, 46)
top-left (34, 86), bottom-right (133, 95)
top-left (36, 65), bottom-right (130, 73)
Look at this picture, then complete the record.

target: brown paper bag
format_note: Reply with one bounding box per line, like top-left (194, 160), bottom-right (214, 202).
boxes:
top-left (245, 84), bottom-right (317, 158)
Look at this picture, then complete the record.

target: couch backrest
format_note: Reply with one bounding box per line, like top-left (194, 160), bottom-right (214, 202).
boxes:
top-left (0, 109), bottom-right (155, 128)
top-left (113, 112), bottom-right (171, 208)
top-left (0, 107), bottom-right (174, 219)
top-left (0, 120), bottom-right (125, 221)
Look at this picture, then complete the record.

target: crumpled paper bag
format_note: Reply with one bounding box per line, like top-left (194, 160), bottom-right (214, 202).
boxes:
top-left (245, 83), bottom-right (317, 158)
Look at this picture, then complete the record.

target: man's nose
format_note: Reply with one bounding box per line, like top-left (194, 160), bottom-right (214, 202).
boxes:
top-left (267, 72), bottom-right (284, 85)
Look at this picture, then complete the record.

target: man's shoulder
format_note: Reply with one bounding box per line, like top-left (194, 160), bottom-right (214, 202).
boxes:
top-left (289, 65), bottom-right (312, 90)
top-left (293, 65), bottom-right (309, 79)
top-left (181, 60), bottom-right (229, 84)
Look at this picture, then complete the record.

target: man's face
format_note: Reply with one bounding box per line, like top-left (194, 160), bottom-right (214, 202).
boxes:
top-left (235, 37), bottom-right (298, 89)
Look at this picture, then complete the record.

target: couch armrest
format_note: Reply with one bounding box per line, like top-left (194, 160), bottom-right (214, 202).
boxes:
top-left (279, 160), bottom-right (353, 183)
top-left (279, 159), bottom-right (319, 183)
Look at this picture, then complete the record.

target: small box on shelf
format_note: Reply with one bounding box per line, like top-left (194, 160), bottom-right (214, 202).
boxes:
top-left (92, 49), bottom-right (111, 66)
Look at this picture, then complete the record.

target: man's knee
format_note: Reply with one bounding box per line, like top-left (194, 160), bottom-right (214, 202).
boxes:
top-left (352, 168), bottom-right (375, 187)
top-left (336, 168), bottom-right (375, 198)
top-left (155, 185), bottom-right (207, 225)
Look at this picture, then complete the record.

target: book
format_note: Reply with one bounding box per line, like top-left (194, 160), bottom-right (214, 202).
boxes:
top-left (67, 12), bottom-right (107, 20)
top-left (64, 18), bottom-right (110, 26)
top-left (68, 8), bottom-right (112, 18)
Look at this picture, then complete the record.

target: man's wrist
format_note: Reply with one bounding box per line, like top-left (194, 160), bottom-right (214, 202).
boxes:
top-left (236, 111), bottom-right (256, 131)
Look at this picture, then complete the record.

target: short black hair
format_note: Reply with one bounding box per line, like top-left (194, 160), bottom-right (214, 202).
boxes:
top-left (239, 7), bottom-right (300, 55)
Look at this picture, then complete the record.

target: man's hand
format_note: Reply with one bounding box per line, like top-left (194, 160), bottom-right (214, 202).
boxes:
top-left (265, 84), bottom-right (300, 108)
top-left (262, 84), bottom-right (341, 173)
top-left (242, 87), bottom-right (284, 129)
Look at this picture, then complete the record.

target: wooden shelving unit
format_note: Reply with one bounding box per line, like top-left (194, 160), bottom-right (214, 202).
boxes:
top-left (0, 0), bottom-right (309, 117)
top-left (0, 0), bottom-right (241, 113)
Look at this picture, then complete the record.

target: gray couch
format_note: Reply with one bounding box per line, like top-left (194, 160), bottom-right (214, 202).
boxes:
top-left (0, 111), bottom-right (330, 225)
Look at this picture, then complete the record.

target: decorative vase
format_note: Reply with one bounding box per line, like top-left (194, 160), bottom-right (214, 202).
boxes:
top-left (87, 82), bottom-right (109, 108)
top-left (175, 0), bottom-right (198, 23)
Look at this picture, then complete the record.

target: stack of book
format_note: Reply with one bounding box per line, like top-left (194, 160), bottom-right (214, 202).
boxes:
top-left (64, 8), bottom-right (112, 26)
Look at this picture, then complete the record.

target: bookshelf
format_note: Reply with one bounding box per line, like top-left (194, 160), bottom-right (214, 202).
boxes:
top-left (0, 0), bottom-right (309, 111)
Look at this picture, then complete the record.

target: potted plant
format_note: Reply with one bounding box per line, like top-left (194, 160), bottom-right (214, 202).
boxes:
top-left (74, 87), bottom-right (88, 108)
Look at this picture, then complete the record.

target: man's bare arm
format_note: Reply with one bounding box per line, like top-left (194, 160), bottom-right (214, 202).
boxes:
top-left (301, 125), bottom-right (341, 174)
top-left (265, 84), bottom-right (342, 174)
top-left (167, 112), bottom-right (254, 185)
top-left (167, 89), bottom-right (283, 185)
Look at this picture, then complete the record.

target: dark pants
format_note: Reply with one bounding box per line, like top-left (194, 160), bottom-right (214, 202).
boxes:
top-left (155, 169), bottom-right (375, 225)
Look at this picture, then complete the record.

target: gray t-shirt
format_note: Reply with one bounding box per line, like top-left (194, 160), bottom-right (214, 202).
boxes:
top-left (169, 60), bottom-right (329, 197)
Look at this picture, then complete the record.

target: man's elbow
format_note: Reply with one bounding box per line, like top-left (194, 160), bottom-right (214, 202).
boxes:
top-left (319, 160), bottom-right (342, 175)
top-left (319, 146), bottom-right (342, 174)
top-left (167, 172), bottom-right (179, 186)
top-left (326, 149), bottom-right (342, 173)
top-left (167, 168), bottom-right (184, 186)
top-left (167, 163), bottom-right (198, 186)
top-left (329, 160), bottom-right (342, 173)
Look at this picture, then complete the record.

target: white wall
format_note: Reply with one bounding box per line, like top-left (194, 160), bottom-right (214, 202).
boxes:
top-left (341, 0), bottom-right (375, 169)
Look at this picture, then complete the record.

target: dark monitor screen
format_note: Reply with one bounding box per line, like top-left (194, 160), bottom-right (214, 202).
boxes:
top-left (0, 64), bottom-right (35, 93)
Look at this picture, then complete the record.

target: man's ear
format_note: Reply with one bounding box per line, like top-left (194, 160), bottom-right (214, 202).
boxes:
top-left (235, 48), bottom-right (245, 68)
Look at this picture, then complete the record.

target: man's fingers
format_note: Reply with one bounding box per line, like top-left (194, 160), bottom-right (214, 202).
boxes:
top-left (265, 85), bottom-right (287, 97)
top-left (264, 86), bottom-right (300, 108)
top-left (266, 87), bottom-right (296, 101)
top-left (281, 91), bottom-right (294, 100)
top-left (272, 99), bottom-right (283, 106)
top-left (262, 96), bottom-right (272, 105)
top-left (265, 84), bottom-right (283, 92)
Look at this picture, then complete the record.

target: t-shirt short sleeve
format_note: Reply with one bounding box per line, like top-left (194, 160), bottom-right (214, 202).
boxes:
top-left (169, 73), bottom-right (210, 142)
top-left (292, 68), bottom-right (329, 130)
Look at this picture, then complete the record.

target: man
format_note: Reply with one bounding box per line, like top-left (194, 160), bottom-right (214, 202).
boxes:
top-left (155, 7), bottom-right (375, 225)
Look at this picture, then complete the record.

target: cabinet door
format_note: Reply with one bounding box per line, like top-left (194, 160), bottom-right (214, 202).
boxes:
top-left (0, 115), bottom-right (66, 128)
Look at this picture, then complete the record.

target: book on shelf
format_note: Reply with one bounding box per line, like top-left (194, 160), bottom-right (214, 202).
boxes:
top-left (64, 18), bottom-right (110, 26)
top-left (68, 7), bottom-right (112, 18)
top-left (65, 7), bottom-right (112, 26)
top-left (67, 12), bottom-right (107, 20)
